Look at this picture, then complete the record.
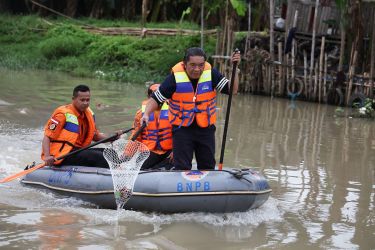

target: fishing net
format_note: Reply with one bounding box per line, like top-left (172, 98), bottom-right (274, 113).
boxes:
top-left (104, 138), bottom-right (150, 210)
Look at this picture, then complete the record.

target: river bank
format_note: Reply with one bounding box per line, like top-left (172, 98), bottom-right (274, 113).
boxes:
top-left (0, 14), bottom-right (216, 84)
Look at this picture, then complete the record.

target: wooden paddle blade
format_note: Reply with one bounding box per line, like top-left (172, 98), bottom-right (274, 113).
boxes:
top-left (0, 163), bottom-right (46, 183)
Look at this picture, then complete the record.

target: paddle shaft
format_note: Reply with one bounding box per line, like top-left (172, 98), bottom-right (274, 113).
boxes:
top-left (55, 127), bottom-right (134, 161)
top-left (0, 127), bottom-right (134, 183)
top-left (218, 50), bottom-right (239, 170)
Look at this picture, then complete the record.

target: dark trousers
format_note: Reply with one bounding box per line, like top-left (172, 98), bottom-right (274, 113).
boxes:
top-left (141, 150), bottom-right (173, 170)
top-left (61, 148), bottom-right (109, 168)
top-left (172, 125), bottom-right (216, 170)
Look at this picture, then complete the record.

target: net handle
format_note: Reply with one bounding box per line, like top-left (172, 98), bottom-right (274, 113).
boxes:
top-left (130, 123), bottom-right (147, 141)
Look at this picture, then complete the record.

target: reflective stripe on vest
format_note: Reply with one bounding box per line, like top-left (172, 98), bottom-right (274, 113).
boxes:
top-left (141, 100), bottom-right (172, 151)
top-left (42, 104), bottom-right (96, 164)
top-left (64, 113), bottom-right (79, 133)
top-left (169, 61), bottom-right (216, 128)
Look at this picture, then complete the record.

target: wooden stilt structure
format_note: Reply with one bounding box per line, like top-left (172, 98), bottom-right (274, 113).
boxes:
top-left (318, 36), bottom-right (325, 103)
top-left (309, 0), bottom-right (320, 101)
top-left (370, 10), bottom-right (375, 98)
top-left (270, 0), bottom-right (275, 96)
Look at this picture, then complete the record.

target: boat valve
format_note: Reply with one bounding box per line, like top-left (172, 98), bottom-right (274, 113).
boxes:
top-left (231, 169), bottom-right (249, 179)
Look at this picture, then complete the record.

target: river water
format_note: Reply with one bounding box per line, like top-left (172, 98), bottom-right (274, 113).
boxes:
top-left (0, 68), bottom-right (374, 249)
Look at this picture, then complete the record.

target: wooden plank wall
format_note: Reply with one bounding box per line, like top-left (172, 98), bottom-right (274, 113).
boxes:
top-left (285, 0), bottom-right (374, 36)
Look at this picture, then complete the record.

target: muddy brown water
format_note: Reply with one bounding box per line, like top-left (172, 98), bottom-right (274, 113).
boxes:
top-left (0, 68), bottom-right (374, 249)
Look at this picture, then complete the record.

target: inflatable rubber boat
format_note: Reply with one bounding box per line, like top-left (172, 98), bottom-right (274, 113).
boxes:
top-left (20, 165), bottom-right (271, 213)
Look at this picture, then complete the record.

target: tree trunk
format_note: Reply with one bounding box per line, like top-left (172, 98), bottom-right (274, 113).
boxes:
top-left (338, 28), bottom-right (346, 72)
top-left (65, 0), bottom-right (78, 17)
top-left (141, 0), bottom-right (149, 27)
top-left (124, 0), bottom-right (136, 21)
top-left (90, 0), bottom-right (105, 19)
top-left (190, 0), bottom-right (201, 23)
top-left (150, 0), bottom-right (161, 22)
top-left (346, 0), bottom-right (363, 105)
top-left (0, 0), bottom-right (11, 12)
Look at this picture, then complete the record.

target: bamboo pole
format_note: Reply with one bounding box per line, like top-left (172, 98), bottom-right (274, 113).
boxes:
top-left (309, 0), bottom-right (320, 100)
top-left (318, 36), bottom-right (326, 103)
top-left (347, 50), bottom-right (358, 105)
top-left (370, 10), bottom-right (375, 98)
top-left (314, 61), bottom-right (318, 99)
top-left (200, 0), bottom-right (204, 49)
top-left (270, 0), bottom-right (275, 61)
top-left (219, 0), bottom-right (229, 73)
top-left (244, 0), bottom-right (252, 55)
top-left (304, 50), bottom-right (308, 98)
top-left (291, 11), bottom-right (298, 82)
top-left (270, 0), bottom-right (275, 96)
top-left (324, 53), bottom-right (328, 100)
top-left (338, 26), bottom-right (346, 72)
top-left (286, 54), bottom-right (290, 91)
top-left (214, 29), bottom-right (220, 68)
top-left (278, 41), bottom-right (283, 95)
top-left (141, 0), bottom-right (149, 29)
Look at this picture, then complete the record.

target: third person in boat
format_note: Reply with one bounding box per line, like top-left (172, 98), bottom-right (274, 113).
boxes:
top-left (141, 47), bottom-right (241, 170)
top-left (132, 83), bottom-right (173, 170)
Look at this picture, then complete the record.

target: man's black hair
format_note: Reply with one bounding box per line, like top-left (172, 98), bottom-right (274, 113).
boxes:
top-left (183, 47), bottom-right (207, 64)
top-left (73, 84), bottom-right (90, 97)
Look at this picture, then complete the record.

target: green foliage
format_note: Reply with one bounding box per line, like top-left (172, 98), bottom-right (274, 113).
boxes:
top-left (38, 25), bottom-right (94, 59)
top-left (180, 7), bottom-right (192, 26)
top-left (335, 98), bottom-right (375, 119)
top-left (39, 36), bottom-right (86, 59)
top-left (355, 98), bottom-right (375, 118)
top-left (68, 17), bottom-right (200, 30)
top-left (230, 0), bottom-right (247, 17)
top-left (335, 0), bottom-right (349, 28)
top-left (45, 24), bottom-right (93, 41)
top-left (0, 14), bottom-right (218, 83)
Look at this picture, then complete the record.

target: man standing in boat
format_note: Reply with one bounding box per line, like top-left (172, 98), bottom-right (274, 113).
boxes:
top-left (41, 84), bottom-right (118, 168)
top-left (141, 47), bottom-right (241, 170)
top-left (132, 83), bottom-right (173, 170)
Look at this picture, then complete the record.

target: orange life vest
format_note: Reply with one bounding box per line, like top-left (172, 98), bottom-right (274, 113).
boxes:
top-left (42, 104), bottom-right (96, 164)
top-left (169, 61), bottom-right (216, 128)
top-left (141, 100), bottom-right (172, 151)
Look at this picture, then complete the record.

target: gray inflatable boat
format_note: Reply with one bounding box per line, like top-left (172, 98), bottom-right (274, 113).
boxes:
top-left (21, 166), bottom-right (271, 213)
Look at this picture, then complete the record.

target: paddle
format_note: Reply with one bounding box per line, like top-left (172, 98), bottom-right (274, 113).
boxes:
top-left (0, 127), bottom-right (135, 184)
top-left (218, 49), bottom-right (240, 170)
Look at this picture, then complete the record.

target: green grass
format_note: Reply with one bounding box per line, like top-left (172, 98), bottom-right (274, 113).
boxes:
top-left (0, 14), bottom-right (216, 83)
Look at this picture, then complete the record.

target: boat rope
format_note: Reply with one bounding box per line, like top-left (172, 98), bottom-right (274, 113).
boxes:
top-left (20, 180), bottom-right (272, 196)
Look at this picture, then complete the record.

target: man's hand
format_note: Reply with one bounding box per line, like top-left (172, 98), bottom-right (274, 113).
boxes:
top-left (141, 98), bottom-right (159, 126)
top-left (167, 151), bottom-right (174, 163)
top-left (44, 155), bottom-right (55, 166)
top-left (231, 50), bottom-right (241, 64)
top-left (140, 114), bottom-right (149, 126)
top-left (108, 130), bottom-right (123, 142)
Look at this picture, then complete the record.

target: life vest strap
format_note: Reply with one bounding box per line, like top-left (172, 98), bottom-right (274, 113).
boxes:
top-left (50, 139), bottom-right (75, 152)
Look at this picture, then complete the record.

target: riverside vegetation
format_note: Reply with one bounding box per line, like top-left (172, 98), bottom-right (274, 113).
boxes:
top-left (1, 14), bottom-right (374, 119)
top-left (0, 14), bottom-right (217, 83)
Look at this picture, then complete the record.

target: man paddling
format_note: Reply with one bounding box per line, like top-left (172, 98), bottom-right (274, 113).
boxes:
top-left (141, 47), bottom-right (241, 170)
top-left (42, 84), bottom-right (119, 168)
